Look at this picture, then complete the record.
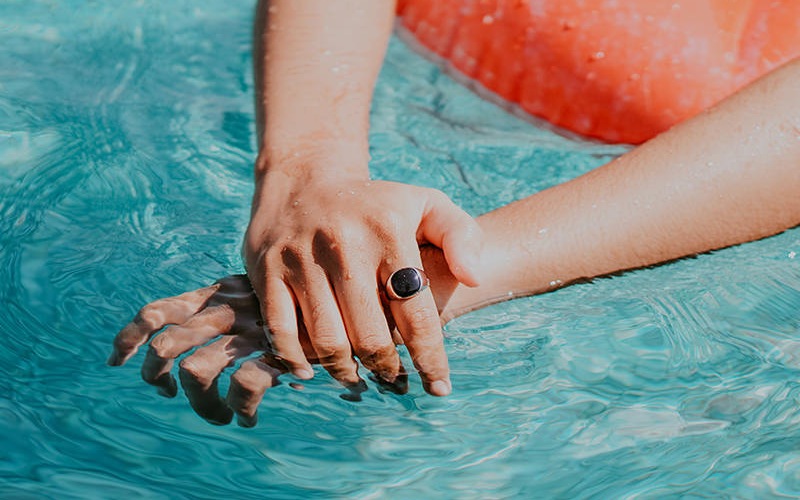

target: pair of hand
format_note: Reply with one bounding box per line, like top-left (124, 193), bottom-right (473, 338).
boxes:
top-left (110, 175), bottom-right (482, 425)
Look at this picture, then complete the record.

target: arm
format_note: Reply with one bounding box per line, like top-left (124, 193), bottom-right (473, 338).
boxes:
top-left (430, 57), bottom-right (800, 320)
top-left (246, 0), bottom-right (481, 396)
top-left (252, 0), bottom-right (388, 167)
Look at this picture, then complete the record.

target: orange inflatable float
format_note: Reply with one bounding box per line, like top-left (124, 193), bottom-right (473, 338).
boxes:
top-left (395, 0), bottom-right (800, 143)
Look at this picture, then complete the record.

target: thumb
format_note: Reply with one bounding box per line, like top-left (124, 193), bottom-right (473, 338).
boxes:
top-left (418, 189), bottom-right (483, 287)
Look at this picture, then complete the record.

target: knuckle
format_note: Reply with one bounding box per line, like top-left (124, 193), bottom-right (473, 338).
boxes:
top-left (148, 333), bottom-right (176, 359)
top-left (178, 356), bottom-right (215, 387)
top-left (265, 317), bottom-right (296, 340)
top-left (357, 343), bottom-right (399, 370)
top-left (230, 362), bottom-right (267, 397)
top-left (323, 219), bottom-right (365, 246)
top-left (405, 306), bottom-right (440, 336)
top-left (277, 243), bottom-right (307, 270)
top-left (306, 301), bottom-right (333, 324)
top-left (311, 338), bottom-right (347, 362)
top-left (311, 224), bottom-right (364, 271)
top-left (135, 304), bottom-right (163, 329)
top-left (352, 332), bottom-right (393, 360)
top-left (365, 210), bottom-right (401, 239)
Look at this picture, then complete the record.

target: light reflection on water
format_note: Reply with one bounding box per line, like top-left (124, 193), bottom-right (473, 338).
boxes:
top-left (2, 1), bottom-right (800, 498)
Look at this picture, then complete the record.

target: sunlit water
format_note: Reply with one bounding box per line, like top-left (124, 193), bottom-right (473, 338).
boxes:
top-left (3, 1), bottom-right (800, 498)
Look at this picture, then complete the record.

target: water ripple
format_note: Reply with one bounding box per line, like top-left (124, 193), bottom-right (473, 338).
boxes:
top-left (4, 0), bottom-right (800, 498)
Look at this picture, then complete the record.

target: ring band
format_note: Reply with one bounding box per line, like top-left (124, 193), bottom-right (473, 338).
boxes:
top-left (386, 267), bottom-right (430, 300)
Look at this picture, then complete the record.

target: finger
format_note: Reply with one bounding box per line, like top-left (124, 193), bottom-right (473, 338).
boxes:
top-left (332, 266), bottom-right (408, 394)
top-left (262, 277), bottom-right (314, 379)
top-left (389, 289), bottom-right (450, 396)
top-left (286, 257), bottom-right (361, 388)
top-left (380, 296), bottom-right (403, 345)
top-left (178, 335), bottom-right (263, 425)
top-left (227, 357), bottom-right (284, 428)
top-left (109, 284), bottom-right (221, 366)
top-left (418, 189), bottom-right (483, 287)
top-left (141, 305), bottom-right (234, 397)
top-left (383, 257), bottom-right (451, 397)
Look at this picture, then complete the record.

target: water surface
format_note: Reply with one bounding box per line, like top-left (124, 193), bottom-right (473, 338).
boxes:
top-left (2, 1), bottom-right (800, 498)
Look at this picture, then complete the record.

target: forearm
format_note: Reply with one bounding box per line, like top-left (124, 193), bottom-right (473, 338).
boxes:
top-left (253, 0), bottom-right (396, 178)
top-left (431, 58), bottom-right (800, 321)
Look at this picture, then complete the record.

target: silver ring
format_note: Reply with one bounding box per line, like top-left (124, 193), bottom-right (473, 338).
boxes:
top-left (385, 267), bottom-right (430, 300)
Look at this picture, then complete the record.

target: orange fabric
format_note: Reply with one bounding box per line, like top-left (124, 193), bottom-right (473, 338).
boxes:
top-left (396, 0), bottom-right (800, 143)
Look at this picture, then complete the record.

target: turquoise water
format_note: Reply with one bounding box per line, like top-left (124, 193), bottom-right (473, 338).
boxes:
top-left (3, 1), bottom-right (800, 498)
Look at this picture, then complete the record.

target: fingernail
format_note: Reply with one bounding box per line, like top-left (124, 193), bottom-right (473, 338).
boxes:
top-left (428, 379), bottom-right (451, 396)
top-left (295, 368), bottom-right (314, 380)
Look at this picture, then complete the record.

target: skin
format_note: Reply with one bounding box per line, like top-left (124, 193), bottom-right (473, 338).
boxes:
top-left (109, 0), bottom-right (800, 425)
top-left (245, 0), bottom-right (481, 397)
top-left (110, 56), bottom-right (800, 426)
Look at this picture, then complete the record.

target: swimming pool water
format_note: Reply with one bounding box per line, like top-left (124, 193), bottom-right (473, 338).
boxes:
top-left (3, 1), bottom-right (800, 498)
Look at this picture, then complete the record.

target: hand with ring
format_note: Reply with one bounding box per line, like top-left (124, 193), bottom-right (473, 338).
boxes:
top-left (385, 267), bottom-right (430, 300)
top-left (245, 164), bottom-right (482, 396)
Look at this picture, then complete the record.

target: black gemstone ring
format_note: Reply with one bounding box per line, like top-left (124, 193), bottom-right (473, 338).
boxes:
top-left (385, 267), bottom-right (430, 301)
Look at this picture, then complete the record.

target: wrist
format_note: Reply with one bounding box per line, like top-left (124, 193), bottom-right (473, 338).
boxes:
top-left (255, 136), bottom-right (370, 182)
top-left (424, 211), bottom-right (562, 323)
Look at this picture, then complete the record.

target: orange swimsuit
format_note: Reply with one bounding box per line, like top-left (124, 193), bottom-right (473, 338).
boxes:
top-left (396, 0), bottom-right (800, 143)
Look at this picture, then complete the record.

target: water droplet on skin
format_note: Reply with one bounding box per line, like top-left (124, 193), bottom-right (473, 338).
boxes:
top-left (292, 200), bottom-right (300, 207)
